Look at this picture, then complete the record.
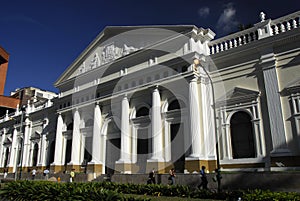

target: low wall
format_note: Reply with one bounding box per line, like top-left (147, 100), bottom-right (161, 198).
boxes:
top-left (110, 172), bottom-right (300, 192)
top-left (2, 172), bottom-right (300, 192)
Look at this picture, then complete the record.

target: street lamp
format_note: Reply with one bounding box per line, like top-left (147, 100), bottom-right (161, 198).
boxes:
top-left (194, 58), bottom-right (221, 193)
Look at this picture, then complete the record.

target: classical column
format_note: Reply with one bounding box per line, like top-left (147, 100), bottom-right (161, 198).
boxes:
top-left (119, 95), bottom-right (131, 162)
top-left (260, 52), bottom-right (289, 154)
top-left (0, 130), bottom-right (5, 167)
top-left (38, 120), bottom-right (48, 167)
top-left (189, 76), bottom-right (202, 158)
top-left (200, 76), bottom-right (215, 158)
top-left (91, 103), bottom-right (102, 163)
top-left (21, 118), bottom-right (30, 168)
top-left (53, 114), bottom-right (63, 167)
top-left (8, 128), bottom-right (18, 172)
top-left (70, 109), bottom-right (81, 167)
top-left (150, 87), bottom-right (164, 161)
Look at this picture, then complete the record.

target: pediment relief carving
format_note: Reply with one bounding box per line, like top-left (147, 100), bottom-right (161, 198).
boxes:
top-left (77, 43), bottom-right (140, 75)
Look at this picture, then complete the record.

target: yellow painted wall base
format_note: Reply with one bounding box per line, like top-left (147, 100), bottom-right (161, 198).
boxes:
top-left (185, 159), bottom-right (217, 173)
top-left (115, 163), bottom-right (132, 173)
top-left (87, 163), bottom-right (103, 174)
top-left (66, 164), bottom-right (81, 172)
top-left (146, 161), bottom-right (172, 174)
top-left (50, 165), bottom-right (64, 173)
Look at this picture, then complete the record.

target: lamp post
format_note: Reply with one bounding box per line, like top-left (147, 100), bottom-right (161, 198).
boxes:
top-left (194, 58), bottom-right (221, 193)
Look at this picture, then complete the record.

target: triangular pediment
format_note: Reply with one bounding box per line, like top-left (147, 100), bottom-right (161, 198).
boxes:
top-left (216, 87), bottom-right (259, 107)
top-left (54, 25), bottom-right (201, 88)
top-left (30, 131), bottom-right (41, 140)
top-left (282, 78), bottom-right (300, 94)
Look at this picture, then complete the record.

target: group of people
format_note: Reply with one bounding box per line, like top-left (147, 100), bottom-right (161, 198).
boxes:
top-left (147, 166), bottom-right (209, 189)
top-left (30, 168), bottom-right (50, 180)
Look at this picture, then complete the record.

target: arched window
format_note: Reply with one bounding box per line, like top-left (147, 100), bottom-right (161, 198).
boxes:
top-left (32, 143), bottom-right (39, 167)
top-left (168, 99), bottom-right (185, 111)
top-left (67, 123), bottom-right (73, 131)
top-left (136, 107), bottom-right (149, 117)
top-left (85, 119), bottom-right (93, 127)
top-left (230, 111), bottom-right (255, 159)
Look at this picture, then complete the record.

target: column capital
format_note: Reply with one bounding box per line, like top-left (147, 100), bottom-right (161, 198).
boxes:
top-left (186, 74), bottom-right (199, 83)
top-left (149, 85), bottom-right (160, 92)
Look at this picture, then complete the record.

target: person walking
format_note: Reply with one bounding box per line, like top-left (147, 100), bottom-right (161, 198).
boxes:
top-left (168, 168), bottom-right (176, 185)
top-left (147, 168), bottom-right (156, 184)
top-left (198, 166), bottom-right (208, 190)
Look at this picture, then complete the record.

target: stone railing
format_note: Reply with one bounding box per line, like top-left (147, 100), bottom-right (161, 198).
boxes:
top-left (270, 11), bottom-right (300, 35)
top-left (0, 100), bottom-right (53, 123)
top-left (209, 11), bottom-right (300, 55)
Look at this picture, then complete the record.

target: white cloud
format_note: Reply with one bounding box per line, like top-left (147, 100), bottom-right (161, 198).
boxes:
top-left (216, 3), bottom-right (239, 33)
top-left (198, 7), bottom-right (210, 18)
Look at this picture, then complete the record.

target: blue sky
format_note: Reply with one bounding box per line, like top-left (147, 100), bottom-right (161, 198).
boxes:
top-left (0, 0), bottom-right (299, 96)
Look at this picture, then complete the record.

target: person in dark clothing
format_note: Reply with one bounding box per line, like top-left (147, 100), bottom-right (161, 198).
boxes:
top-left (147, 168), bottom-right (156, 184)
top-left (168, 168), bottom-right (176, 185)
top-left (198, 166), bottom-right (208, 190)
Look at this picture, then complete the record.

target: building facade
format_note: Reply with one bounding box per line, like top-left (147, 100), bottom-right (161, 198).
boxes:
top-left (0, 45), bottom-right (20, 117)
top-left (0, 11), bottom-right (299, 176)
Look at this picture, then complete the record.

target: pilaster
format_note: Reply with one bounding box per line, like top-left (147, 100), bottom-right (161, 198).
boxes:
top-left (260, 52), bottom-right (290, 155)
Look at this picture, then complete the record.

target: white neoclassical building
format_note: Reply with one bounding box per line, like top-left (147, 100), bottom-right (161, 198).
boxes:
top-left (0, 11), bottom-right (300, 176)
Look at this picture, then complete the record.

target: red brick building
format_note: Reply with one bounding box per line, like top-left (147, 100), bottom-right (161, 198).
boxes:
top-left (0, 46), bottom-right (20, 117)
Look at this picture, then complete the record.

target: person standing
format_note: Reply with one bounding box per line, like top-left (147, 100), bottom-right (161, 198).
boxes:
top-left (198, 166), bottom-right (208, 190)
top-left (70, 169), bottom-right (75, 183)
top-left (31, 168), bottom-right (37, 180)
top-left (43, 168), bottom-right (49, 180)
top-left (168, 168), bottom-right (176, 185)
top-left (3, 168), bottom-right (7, 179)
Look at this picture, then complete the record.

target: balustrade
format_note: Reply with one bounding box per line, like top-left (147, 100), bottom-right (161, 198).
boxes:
top-left (209, 11), bottom-right (299, 55)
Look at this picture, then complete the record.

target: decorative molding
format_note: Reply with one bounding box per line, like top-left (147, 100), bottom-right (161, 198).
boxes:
top-left (216, 87), bottom-right (259, 107)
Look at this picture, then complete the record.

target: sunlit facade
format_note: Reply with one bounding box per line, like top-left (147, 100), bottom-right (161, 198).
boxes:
top-left (0, 11), bottom-right (299, 177)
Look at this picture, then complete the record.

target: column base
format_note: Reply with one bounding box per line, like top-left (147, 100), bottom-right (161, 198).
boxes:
top-left (87, 162), bottom-right (103, 174)
top-left (66, 163), bottom-right (81, 172)
top-left (50, 164), bottom-right (64, 173)
top-left (146, 160), bottom-right (170, 174)
top-left (115, 162), bottom-right (132, 174)
top-left (185, 158), bottom-right (217, 173)
top-left (270, 148), bottom-right (292, 157)
top-left (7, 167), bottom-right (14, 173)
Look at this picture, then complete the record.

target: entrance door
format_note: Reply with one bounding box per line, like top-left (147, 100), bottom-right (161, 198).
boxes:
top-left (230, 111), bottom-right (255, 158)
